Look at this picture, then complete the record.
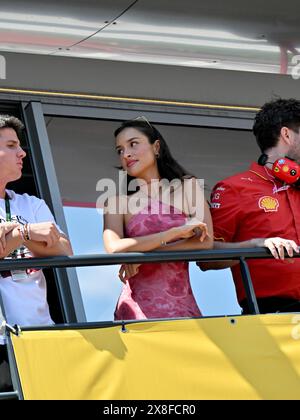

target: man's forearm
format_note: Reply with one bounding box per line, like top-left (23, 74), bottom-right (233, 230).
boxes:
top-left (197, 239), bottom-right (252, 271)
top-left (26, 236), bottom-right (73, 257)
top-left (0, 228), bottom-right (23, 258)
top-left (214, 239), bottom-right (257, 249)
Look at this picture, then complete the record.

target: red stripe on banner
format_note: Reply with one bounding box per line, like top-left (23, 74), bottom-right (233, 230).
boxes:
top-left (62, 201), bottom-right (97, 208)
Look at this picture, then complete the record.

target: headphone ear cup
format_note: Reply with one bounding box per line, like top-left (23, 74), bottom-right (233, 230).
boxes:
top-left (272, 157), bottom-right (300, 185)
top-left (258, 153), bottom-right (268, 166)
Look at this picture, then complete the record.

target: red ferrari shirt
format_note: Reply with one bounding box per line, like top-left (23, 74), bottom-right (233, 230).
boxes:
top-left (211, 162), bottom-right (300, 303)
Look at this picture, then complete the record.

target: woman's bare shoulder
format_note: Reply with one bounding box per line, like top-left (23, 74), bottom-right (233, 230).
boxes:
top-left (103, 194), bottom-right (128, 215)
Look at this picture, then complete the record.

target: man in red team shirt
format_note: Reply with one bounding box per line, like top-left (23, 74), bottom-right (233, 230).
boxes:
top-left (200, 98), bottom-right (300, 314)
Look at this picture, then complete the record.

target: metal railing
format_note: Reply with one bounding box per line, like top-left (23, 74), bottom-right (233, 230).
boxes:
top-left (0, 246), bottom-right (285, 318)
top-left (0, 391), bottom-right (19, 401)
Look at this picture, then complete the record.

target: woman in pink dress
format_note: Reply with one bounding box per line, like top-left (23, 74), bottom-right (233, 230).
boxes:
top-left (103, 118), bottom-right (213, 320)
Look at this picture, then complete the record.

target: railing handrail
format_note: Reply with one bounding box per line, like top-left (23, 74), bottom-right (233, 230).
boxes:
top-left (1, 247), bottom-right (297, 319)
top-left (0, 391), bottom-right (19, 400)
top-left (0, 247), bottom-right (285, 270)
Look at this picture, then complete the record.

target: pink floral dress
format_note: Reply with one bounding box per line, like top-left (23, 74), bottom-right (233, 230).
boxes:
top-left (114, 199), bottom-right (202, 320)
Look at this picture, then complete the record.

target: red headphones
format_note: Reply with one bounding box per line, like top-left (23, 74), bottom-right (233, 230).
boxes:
top-left (258, 154), bottom-right (300, 185)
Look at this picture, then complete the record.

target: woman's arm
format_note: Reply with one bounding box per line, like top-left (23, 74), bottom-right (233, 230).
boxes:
top-left (103, 212), bottom-right (208, 253)
top-left (104, 211), bottom-right (173, 253)
top-left (103, 195), bottom-right (210, 254)
top-left (103, 196), bottom-right (167, 253)
top-left (155, 200), bottom-right (213, 251)
top-left (116, 182), bottom-right (213, 281)
top-left (162, 177), bottom-right (214, 250)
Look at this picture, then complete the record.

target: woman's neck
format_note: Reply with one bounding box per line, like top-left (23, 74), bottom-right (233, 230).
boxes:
top-left (140, 178), bottom-right (161, 185)
top-left (137, 164), bottom-right (160, 184)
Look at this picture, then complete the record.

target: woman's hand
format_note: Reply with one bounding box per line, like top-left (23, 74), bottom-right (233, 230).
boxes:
top-left (0, 222), bottom-right (19, 254)
top-left (169, 218), bottom-right (209, 243)
top-left (252, 237), bottom-right (299, 260)
top-left (119, 264), bottom-right (141, 283)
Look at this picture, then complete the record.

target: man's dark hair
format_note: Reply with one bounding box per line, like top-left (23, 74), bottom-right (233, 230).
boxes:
top-left (253, 98), bottom-right (300, 152)
top-left (0, 115), bottom-right (24, 138)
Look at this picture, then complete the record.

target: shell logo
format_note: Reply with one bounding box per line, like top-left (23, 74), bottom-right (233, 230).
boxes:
top-left (259, 196), bottom-right (279, 212)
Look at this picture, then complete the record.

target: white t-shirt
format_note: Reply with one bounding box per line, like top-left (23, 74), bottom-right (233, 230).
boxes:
top-left (0, 190), bottom-right (63, 344)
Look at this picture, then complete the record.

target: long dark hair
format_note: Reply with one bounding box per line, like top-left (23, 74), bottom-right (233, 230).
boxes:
top-left (114, 119), bottom-right (193, 194)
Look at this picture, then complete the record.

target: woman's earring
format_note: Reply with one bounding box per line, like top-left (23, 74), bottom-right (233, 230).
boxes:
top-left (156, 152), bottom-right (160, 159)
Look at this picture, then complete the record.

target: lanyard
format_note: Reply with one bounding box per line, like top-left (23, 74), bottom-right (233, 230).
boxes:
top-left (3, 192), bottom-right (18, 260)
top-left (4, 193), bottom-right (26, 264)
top-left (5, 193), bottom-right (11, 222)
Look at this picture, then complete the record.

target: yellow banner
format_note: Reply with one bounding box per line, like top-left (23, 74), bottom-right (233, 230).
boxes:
top-left (11, 315), bottom-right (300, 400)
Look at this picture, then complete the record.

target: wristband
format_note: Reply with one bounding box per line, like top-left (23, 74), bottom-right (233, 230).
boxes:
top-left (19, 224), bottom-right (30, 241)
top-left (24, 223), bottom-right (31, 241)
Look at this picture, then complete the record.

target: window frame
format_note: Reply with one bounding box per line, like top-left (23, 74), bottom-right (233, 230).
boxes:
top-left (0, 92), bottom-right (256, 322)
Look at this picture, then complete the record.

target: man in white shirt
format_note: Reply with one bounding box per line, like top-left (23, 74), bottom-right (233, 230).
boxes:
top-left (0, 114), bottom-right (73, 393)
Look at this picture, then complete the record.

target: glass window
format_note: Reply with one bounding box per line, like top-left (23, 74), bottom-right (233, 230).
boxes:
top-left (46, 116), bottom-right (258, 320)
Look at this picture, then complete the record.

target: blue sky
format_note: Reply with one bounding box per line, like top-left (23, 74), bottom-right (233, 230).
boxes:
top-left (64, 206), bottom-right (242, 321)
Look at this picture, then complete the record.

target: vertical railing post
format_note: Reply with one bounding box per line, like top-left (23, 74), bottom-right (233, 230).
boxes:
top-left (5, 334), bottom-right (23, 400)
top-left (239, 257), bottom-right (260, 315)
top-left (22, 101), bottom-right (86, 323)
